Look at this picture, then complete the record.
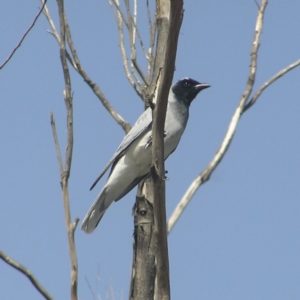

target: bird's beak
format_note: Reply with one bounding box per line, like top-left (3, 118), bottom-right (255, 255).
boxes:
top-left (195, 83), bottom-right (210, 91)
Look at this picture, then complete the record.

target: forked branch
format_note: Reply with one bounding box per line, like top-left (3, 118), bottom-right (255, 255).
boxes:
top-left (243, 59), bottom-right (300, 112)
top-left (42, 0), bottom-right (131, 134)
top-left (109, 0), bottom-right (157, 99)
top-left (167, 0), bottom-right (300, 233)
top-left (52, 1), bottom-right (78, 299)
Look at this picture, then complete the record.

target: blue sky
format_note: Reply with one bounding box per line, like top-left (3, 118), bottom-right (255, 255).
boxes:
top-left (1, 1), bottom-right (299, 299)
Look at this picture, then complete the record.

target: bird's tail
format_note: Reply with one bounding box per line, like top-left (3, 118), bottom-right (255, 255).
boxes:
top-left (81, 187), bottom-right (111, 234)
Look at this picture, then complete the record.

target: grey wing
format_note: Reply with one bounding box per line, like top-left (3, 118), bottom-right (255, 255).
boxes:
top-left (90, 107), bottom-right (152, 190)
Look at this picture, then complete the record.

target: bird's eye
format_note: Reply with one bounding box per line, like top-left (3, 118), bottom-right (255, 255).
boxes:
top-left (183, 81), bottom-right (190, 87)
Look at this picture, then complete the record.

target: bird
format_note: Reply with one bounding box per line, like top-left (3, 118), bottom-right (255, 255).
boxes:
top-left (81, 77), bottom-right (210, 233)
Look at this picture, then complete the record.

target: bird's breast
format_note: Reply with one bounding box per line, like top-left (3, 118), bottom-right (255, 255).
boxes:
top-left (124, 102), bottom-right (187, 176)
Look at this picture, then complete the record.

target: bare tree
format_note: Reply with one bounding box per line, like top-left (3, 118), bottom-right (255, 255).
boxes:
top-left (1, 0), bottom-right (299, 299)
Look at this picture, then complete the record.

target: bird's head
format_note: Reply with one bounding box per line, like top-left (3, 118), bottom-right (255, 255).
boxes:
top-left (172, 77), bottom-right (210, 106)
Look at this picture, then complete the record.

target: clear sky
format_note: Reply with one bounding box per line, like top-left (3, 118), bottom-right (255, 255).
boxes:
top-left (1, 1), bottom-right (299, 299)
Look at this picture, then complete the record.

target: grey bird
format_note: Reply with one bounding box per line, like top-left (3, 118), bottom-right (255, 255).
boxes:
top-left (81, 77), bottom-right (210, 233)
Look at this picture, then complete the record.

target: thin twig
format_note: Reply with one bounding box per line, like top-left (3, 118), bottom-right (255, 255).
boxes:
top-left (124, 0), bottom-right (143, 90)
top-left (147, 0), bottom-right (156, 80)
top-left (109, 0), bottom-right (143, 99)
top-left (50, 112), bottom-right (64, 176)
top-left (109, 0), bottom-right (129, 29)
top-left (254, 0), bottom-right (260, 9)
top-left (0, 0), bottom-right (47, 69)
top-left (168, 0), bottom-right (269, 233)
top-left (0, 251), bottom-right (53, 300)
top-left (127, 0), bottom-right (144, 89)
top-left (85, 276), bottom-right (97, 300)
top-left (146, 0), bottom-right (153, 33)
top-left (41, 0), bottom-right (60, 42)
top-left (132, 0), bottom-right (137, 56)
top-left (42, 1), bottom-right (77, 70)
top-left (129, 14), bottom-right (149, 61)
top-left (124, 0), bottom-right (132, 39)
top-left (243, 59), bottom-right (300, 112)
top-left (111, 0), bottom-right (148, 64)
top-left (127, 0), bottom-right (150, 75)
top-left (132, 58), bottom-right (149, 85)
top-left (109, 0), bottom-right (149, 98)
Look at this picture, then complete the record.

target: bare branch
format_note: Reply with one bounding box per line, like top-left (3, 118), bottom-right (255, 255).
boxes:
top-left (109, 0), bottom-right (150, 96)
top-left (121, 0), bottom-right (150, 64)
top-left (147, 0), bottom-right (156, 80)
top-left (127, 1), bottom-right (149, 88)
top-left (55, 1), bottom-right (78, 299)
top-left (109, 0), bottom-right (129, 28)
top-left (42, 1), bottom-right (78, 70)
top-left (243, 59), bottom-right (300, 112)
top-left (130, 65), bottom-right (143, 92)
top-left (0, 0), bottom-right (47, 69)
top-left (0, 251), bottom-right (53, 300)
top-left (42, 1), bottom-right (131, 134)
top-left (50, 112), bottom-right (64, 177)
top-left (124, 0), bottom-right (132, 39)
top-left (126, 1), bottom-right (149, 76)
top-left (41, 0), bottom-right (60, 43)
top-left (132, 58), bottom-right (149, 85)
top-left (125, 0), bottom-right (143, 91)
top-left (129, 14), bottom-right (149, 62)
top-left (168, 0), bottom-right (269, 233)
top-left (65, 19), bottom-right (131, 134)
top-left (111, 0), bottom-right (134, 81)
top-left (146, 0), bottom-right (153, 34)
top-left (108, 0), bottom-right (143, 100)
top-left (131, 0), bottom-right (137, 57)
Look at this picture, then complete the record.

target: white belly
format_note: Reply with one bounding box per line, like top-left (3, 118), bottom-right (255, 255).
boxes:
top-left (126, 131), bottom-right (153, 174)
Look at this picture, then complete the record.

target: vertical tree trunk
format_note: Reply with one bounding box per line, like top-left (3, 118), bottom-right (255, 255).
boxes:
top-left (129, 1), bottom-right (184, 299)
top-left (129, 179), bottom-right (156, 299)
